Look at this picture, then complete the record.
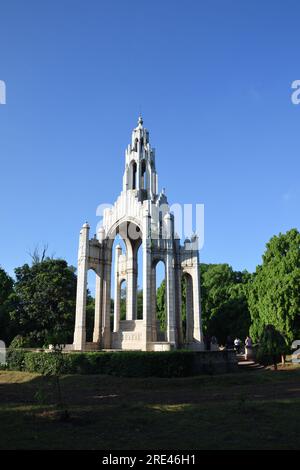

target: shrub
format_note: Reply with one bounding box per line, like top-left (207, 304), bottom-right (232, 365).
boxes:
top-left (7, 349), bottom-right (26, 370)
top-left (6, 335), bottom-right (30, 370)
top-left (24, 351), bottom-right (66, 375)
top-left (8, 350), bottom-right (196, 377)
top-left (256, 324), bottom-right (288, 368)
top-left (7, 350), bottom-right (236, 377)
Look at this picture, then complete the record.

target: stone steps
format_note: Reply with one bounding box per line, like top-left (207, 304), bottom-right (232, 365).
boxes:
top-left (237, 355), bottom-right (265, 371)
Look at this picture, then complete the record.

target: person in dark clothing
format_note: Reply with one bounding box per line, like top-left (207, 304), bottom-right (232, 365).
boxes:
top-left (234, 337), bottom-right (242, 354)
top-left (226, 335), bottom-right (234, 349)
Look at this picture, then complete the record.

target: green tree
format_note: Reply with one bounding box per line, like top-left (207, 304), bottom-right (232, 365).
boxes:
top-left (257, 324), bottom-right (288, 369)
top-left (155, 264), bottom-right (250, 344)
top-left (86, 293), bottom-right (95, 341)
top-left (11, 258), bottom-right (77, 347)
top-left (137, 288), bottom-right (143, 319)
top-left (200, 263), bottom-right (251, 344)
top-left (156, 280), bottom-right (166, 331)
top-left (248, 228), bottom-right (300, 344)
top-left (0, 267), bottom-right (15, 344)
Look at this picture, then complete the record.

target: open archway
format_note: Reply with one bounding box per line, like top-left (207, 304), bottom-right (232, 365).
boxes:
top-left (182, 272), bottom-right (194, 343)
top-left (152, 259), bottom-right (167, 342)
top-left (107, 220), bottom-right (143, 342)
top-left (141, 159), bottom-right (147, 190)
top-left (120, 279), bottom-right (127, 321)
top-left (85, 269), bottom-right (96, 342)
top-left (130, 161), bottom-right (137, 190)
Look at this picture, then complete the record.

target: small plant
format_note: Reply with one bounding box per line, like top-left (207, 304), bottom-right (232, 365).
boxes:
top-left (49, 348), bottom-right (70, 421)
top-left (34, 345), bottom-right (70, 422)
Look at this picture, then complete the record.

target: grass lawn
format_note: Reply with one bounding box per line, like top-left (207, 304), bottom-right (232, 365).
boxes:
top-left (0, 367), bottom-right (300, 450)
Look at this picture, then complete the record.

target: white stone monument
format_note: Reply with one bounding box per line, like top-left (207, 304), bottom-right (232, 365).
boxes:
top-left (71, 117), bottom-right (203, 351)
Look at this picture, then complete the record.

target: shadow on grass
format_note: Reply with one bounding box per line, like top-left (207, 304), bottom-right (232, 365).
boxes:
top-left (1, 397), bottom-right (300, 450)
top-left (0, 369), bottom-right (300, 450)
top-left (1, 368), bottom-right (300, 406)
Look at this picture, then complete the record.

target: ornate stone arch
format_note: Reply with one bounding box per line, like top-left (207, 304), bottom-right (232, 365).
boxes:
top-left (72, 117), bottom-right (203, 352)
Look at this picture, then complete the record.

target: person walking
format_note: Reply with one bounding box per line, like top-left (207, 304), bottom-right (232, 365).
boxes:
top-left (234, 337), bottom-right (242, 354)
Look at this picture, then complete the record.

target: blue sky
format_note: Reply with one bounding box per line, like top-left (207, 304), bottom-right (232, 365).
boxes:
top-left (0, 0), bottom-right (299, 282)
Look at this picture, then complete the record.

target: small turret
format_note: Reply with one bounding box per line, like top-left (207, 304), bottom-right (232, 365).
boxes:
top-left (97, 226), bottom-right (105, 243)
top-left (123, 116), bottom-right (158, 200)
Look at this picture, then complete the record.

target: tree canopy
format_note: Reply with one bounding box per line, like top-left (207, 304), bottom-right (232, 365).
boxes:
top-left (200, 263), bottom-right (251, 344)
top-left (10, 258), bottom-right (77, 347)
top-left (248, 228), bottom-right (300, 343)
top-left (0, 267), bottom-right (15, 345)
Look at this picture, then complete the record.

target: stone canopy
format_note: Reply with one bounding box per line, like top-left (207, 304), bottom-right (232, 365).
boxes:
top-left (71, 117), bottom-right (203, 352)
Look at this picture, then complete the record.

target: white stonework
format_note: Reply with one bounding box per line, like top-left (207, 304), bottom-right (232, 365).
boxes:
top-left (72, 117), bottom-right (204, 351)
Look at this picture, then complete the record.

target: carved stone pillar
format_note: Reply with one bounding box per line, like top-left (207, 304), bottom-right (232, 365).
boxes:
top-left (73, 223), bottom-right (89, 350)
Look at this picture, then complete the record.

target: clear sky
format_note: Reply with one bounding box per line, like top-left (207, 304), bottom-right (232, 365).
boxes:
top-left (0, 0), bottom-right (299, 281)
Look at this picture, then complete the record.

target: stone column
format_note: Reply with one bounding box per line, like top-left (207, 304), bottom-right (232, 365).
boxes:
top-left (93, 263), bottom-right (103, 343)
top-left (175, 263), bottom-right (184, 346)
top-left (164, 213), bottom-right (176, 346)
top-left (185, 274), bottom-right (194, 343)
top-left (192, 257), bottom-right (203, 343)
top-left (143, 209), bottom-right (152, 348)
top-left (73, 223), bottom-right (90, 351)
top-left (151, 265), bottom-right (157, 342)
top-left (165, 253), bottom-right (176, 345)
top-left (113, 245), bottom-right (122, 332)
top-left (101, 247), bottom-right (112, 349)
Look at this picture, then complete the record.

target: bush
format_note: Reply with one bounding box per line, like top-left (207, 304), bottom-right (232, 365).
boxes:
top-left (7, 350), bottom-right (197, 377)
top-left (7, 349), bottom-right (26, 370)
top-left (256, 324), bottom-right (288, 368)
top-left (24, 351), bottom-right (66, 375)
top-left (7, 350), bottom-right (236, 377)
top-left (6, 335), bottom-right (30, 371)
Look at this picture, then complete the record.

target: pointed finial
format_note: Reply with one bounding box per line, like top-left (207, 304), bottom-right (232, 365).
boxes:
top-left (138, 115), bottom-right (143, 126)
